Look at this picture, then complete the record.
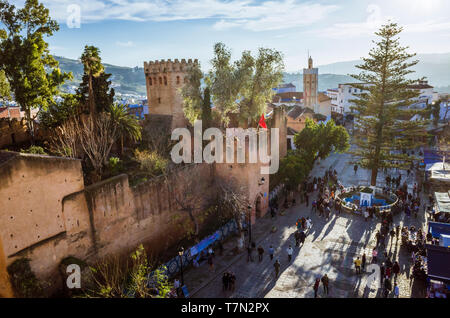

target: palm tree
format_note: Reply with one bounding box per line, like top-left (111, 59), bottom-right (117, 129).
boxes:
top-left (108, 103), bottom-right (142, 154)
top-left (80, 45), bottom-right (104, 116)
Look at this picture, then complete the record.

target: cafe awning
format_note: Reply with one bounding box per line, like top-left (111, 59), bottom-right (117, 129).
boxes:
top-left (435, 192), bottom-right (450, 213)
top-left (426, 244), bottom-right (450, 283)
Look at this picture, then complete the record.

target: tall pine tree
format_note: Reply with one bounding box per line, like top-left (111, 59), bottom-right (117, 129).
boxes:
top-left (350, 22), bottom-right (429, 186)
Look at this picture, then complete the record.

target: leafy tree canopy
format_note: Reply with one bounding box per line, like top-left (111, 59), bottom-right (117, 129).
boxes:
top-left (294, 117), bottom-right (350, 160)
top-left (0, 0), bottom-right (71, 139)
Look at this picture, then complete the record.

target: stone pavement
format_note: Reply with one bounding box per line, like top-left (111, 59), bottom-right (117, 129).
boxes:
top-left (182, 147), bottom-right (427, 298)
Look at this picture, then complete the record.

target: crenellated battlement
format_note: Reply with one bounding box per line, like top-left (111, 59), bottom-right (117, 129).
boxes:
top-left (144, 58), bottom-right (199, 74)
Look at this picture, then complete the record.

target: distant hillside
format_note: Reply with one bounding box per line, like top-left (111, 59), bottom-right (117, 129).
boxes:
top-left (55, 56), bottom-right (146, 96)
top-left (282, 73), bottom-right (358, 92)
top-left (56, 52), bottom-right (450, 96)
top-left (315, 53), bottom-right (450, 92)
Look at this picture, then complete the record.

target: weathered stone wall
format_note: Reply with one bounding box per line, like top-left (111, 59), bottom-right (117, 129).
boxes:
top-left (0, 153), bottom-right (217, 292)
top-left (0, 119), bottom-right (30, 149)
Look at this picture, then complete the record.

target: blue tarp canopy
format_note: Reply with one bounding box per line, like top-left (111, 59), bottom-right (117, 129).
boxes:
top-left (424, 150), bottom-right (443, 165)
top-left (428, 221), bottom-right (450, 239)
top-left (426, 244), bottom-right (450, 283)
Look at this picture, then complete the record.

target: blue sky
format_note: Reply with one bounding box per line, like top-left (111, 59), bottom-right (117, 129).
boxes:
top-left (8, 0), bottom-right (450, 71)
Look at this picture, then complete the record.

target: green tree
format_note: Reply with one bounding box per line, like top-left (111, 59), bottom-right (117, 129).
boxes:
top-left (0, 0), bottom-right (71, 142)
top-left (79, 45), bottom-right (109, 115)
top-left (181, 63), bottom-right (207, 125)
top-left (39, 93), bottom-right (79, 128)
top-left (277, 150), bottom-right (314, 191)
top-left (108, 103), bottom-right (142, 154)
top-left (0, 69), bottom-right (10, 99)
top-left (207, 42), bottom-right (283, 127)
top-left (349, 22), bottom-right (429, 185)
top-left (294, 118), bottom-right (350, 161)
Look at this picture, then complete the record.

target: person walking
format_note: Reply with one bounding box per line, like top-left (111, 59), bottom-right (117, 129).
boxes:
top-left (394, 283), bottom-right (399, 298)
top-left (361, 253), bottom-right (367, 271)
top-left (372, 248), bottom-right (378, 264)
top-left (321, 274), bottom-right (329, 295)
top-left (247, 244), bottom-right (254, 262)
top-left (299, 230), bottom-right (306, 246)
top-left (306, 217), bottom-right (312, 231)
top-left (354, 164), bottom-right (358, 175)
top-left (229, 272), bottom-right (236, 291)
top-left (313, 278), bottom-right (320, 298)
top-left (392, 261), bottom-right (400, 280)
top-left (257, 245), bottom-right (265, 262)
top-left (384, 277), bottom-right (392, 298)
top-left (274, 259), bottom-right (281, 278)
top-left (294, 230), bottom-right (301, 247)
top-left (222, 272), bottom-right (229, 291)
top-left (380, 263), bottom-right (386, 286)
top-left (287, 245), bottom-right (294, 262)
top-left (268, 245), bottom-right (274, 260)
top-left (354, 257), bottom-right (362, 274)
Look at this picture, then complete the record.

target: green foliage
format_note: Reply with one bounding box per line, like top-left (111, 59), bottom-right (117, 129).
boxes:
top-left (7, 258), bottom-right (43, 297)
top-left (277, 149), bottom-right (314, 191)
top-left (86, 245), bottom-right (172, 298)
top-left (349, 22), bottom-right (429, 185)
top-left (134, 149), bottom-right (168, 177)
top-left (181, 63), bottom-right (206, 125)
top-left (0, 69), bottom-right (10, 99)
top-left (108, 157), bottom-right (123, 175)
top-left (208, 42), bottom-right (284, 126)
top-left (78, 46), bottom-right (114, 114)
top-left (108, 103), bottom-right (142, 143)
top-left (20, 145), bottom-right (47, 155)
top-left (0, 0), bottom-right (72, 139)
top-left (39, 93), bottom-right (80, 128)
top-left (294, 118), bottom-right (350, 160)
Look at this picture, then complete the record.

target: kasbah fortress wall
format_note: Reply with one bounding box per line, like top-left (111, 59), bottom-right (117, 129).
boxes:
top-left (0, 58), bottom-right (286, 296)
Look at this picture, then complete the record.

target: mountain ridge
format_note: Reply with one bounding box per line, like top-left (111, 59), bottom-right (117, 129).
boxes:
top-left (55, 52), bottom-right (450, 96)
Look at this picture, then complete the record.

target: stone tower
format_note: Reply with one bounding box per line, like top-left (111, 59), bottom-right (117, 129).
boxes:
top-left (303, 56), bottom-right (318, 111)
top-left (144, 59), bottom-right (199, 129)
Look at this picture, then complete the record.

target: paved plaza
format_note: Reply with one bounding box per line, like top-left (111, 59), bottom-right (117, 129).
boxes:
top-left (183, 147), bottom-right (427, 298)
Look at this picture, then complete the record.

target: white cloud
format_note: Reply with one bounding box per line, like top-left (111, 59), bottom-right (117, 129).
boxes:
top-left (311, 3), bottom-right (450, 39)
top-left (9, 0), bottom-right (338, 31)
top-left (116, 40), bottom-right (135, 47)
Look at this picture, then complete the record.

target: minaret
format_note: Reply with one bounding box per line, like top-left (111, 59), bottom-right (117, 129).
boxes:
top-left (303, 55), bottom-right (318, 111)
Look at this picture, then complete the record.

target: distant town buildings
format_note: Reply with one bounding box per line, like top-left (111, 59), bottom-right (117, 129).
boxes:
top-left (274, 83), bottom-right (296, 94)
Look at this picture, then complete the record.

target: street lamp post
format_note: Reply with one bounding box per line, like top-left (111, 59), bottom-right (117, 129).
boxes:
top-left (178, 247), bottom-right (184, 286)
top-left (247, 204), bottom-right (252, 245)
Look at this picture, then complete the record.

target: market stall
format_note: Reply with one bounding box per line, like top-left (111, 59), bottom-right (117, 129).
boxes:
top-left (425, 244), bottom-right (450, 298)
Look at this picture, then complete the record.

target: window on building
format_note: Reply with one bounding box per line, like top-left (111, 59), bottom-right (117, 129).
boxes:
top-left (149, 77), bottom-right (152, 86)
top-left (158, 97), bottom-right (161, 104)
top-left (164, 76), bottom-right (167, 86)
top-left (177, 76), bottom-right (180, 84)
top-left (348, 88), bottom-right (351, 93)
top-left (159, 77), bottom-right (162, 85)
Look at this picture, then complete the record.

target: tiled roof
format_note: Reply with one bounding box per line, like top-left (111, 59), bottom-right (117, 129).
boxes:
top-left (318, 92), bottom-right (331, 102)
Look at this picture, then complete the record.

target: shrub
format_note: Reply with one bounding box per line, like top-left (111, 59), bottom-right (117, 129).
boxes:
top-left (20, 145), bottom-right (46, 155)
top-left (7, 258), bottom-right (43, 297)
top-left (134, 149), bottom-right (168, 177)
top-left (108, 157), bottom-right (123, 176)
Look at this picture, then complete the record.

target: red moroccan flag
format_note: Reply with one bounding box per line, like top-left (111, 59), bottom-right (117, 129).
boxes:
top-left (258, 114), bottom-right (267, 129)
